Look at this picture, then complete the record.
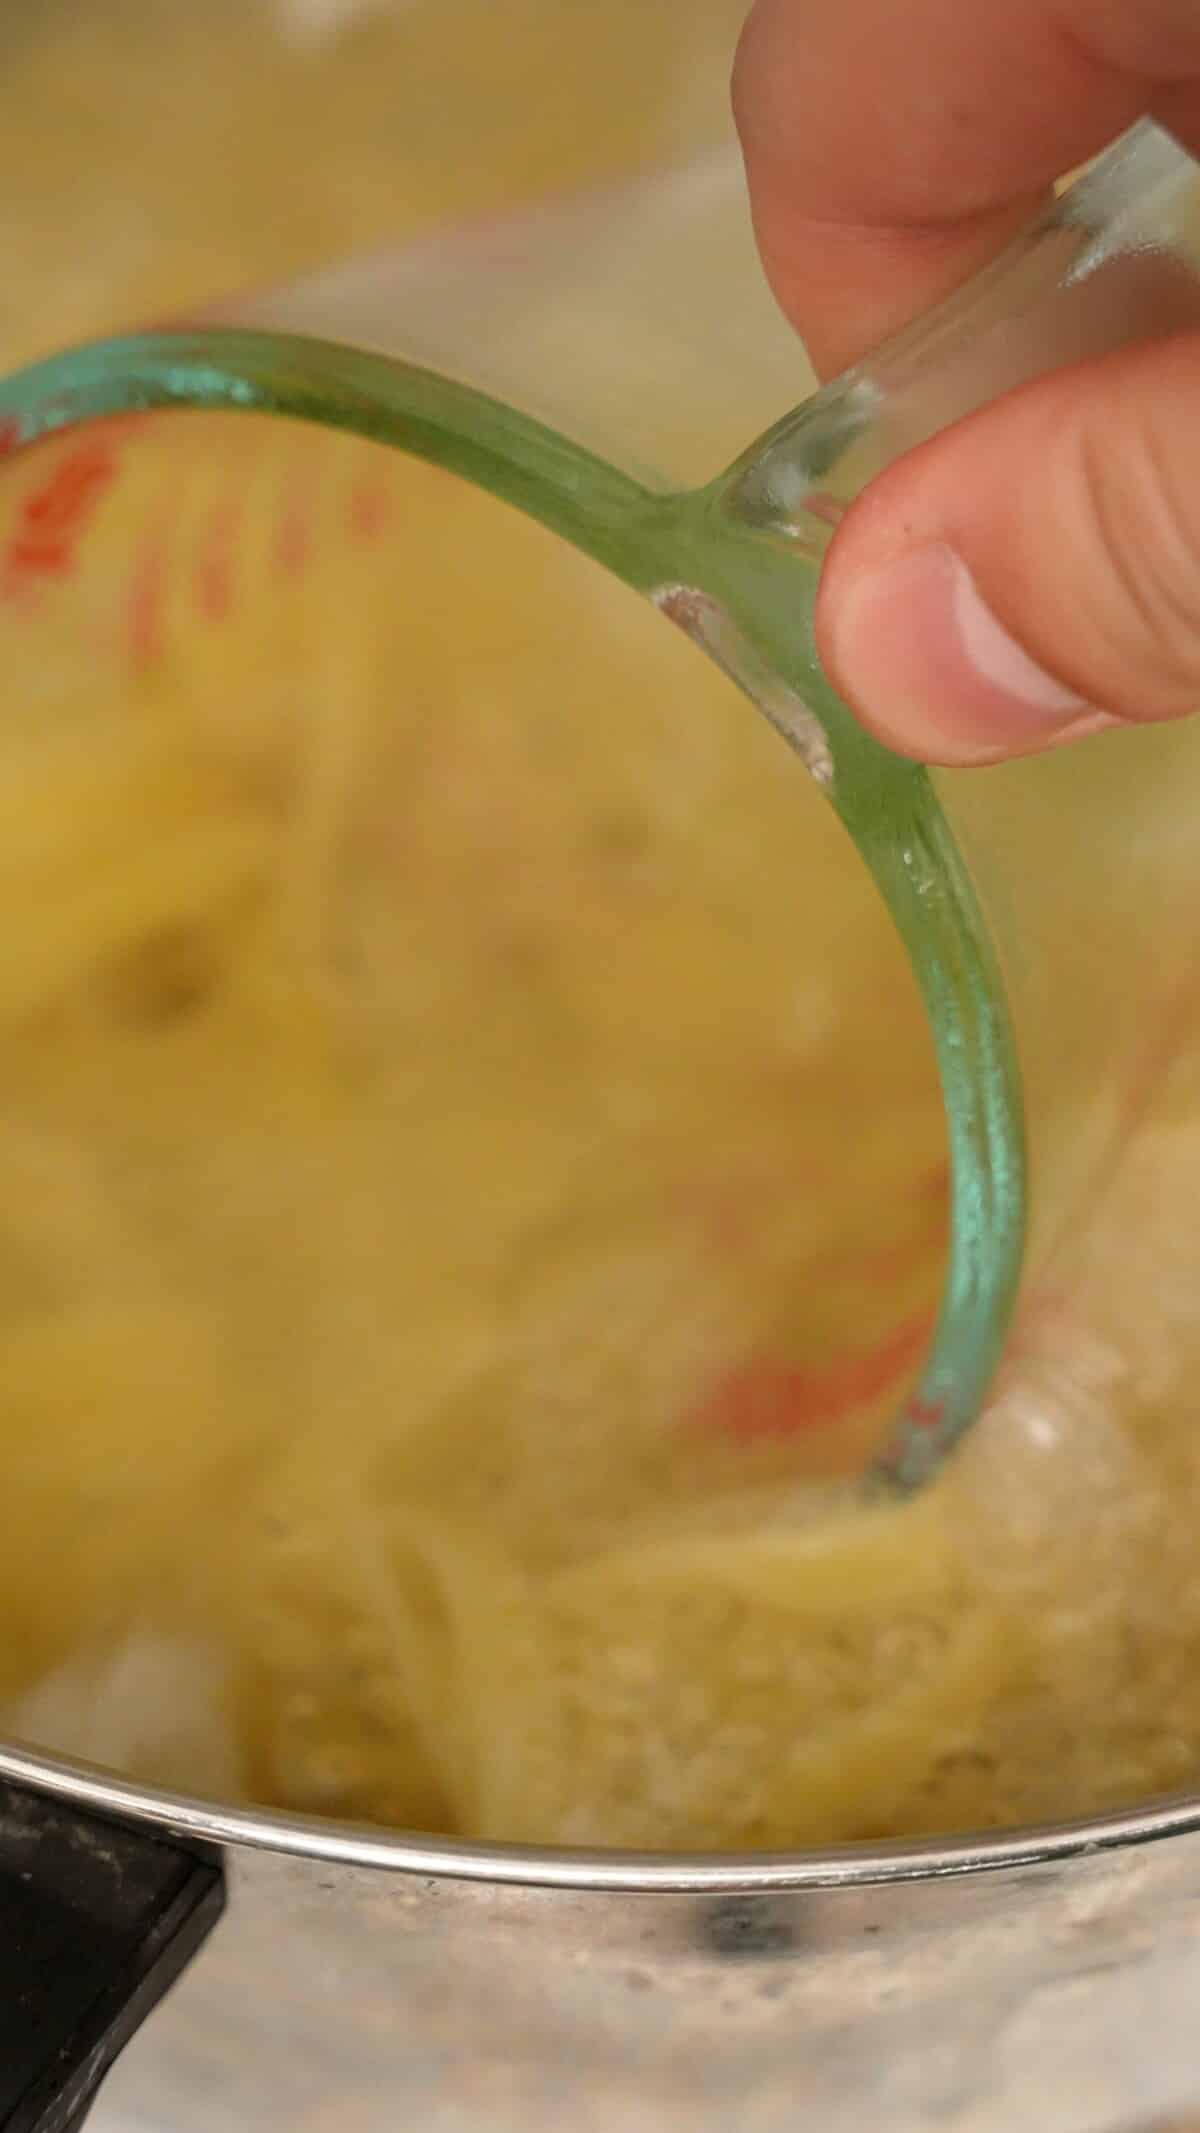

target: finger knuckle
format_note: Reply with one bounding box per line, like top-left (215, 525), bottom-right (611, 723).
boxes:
top-left (1064, 365), bottom-right (1200, 711)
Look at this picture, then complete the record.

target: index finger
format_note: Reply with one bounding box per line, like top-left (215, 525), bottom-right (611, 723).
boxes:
top-left (734, 0), bottom-right (1200, 375)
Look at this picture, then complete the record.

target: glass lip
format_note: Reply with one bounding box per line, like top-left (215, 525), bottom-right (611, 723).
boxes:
top-left (2, 1734), bottom-right (1198, 1890)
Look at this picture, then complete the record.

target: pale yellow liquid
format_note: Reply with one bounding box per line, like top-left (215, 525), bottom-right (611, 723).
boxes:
top-left (3, 0), bottom-right (1200, 1852)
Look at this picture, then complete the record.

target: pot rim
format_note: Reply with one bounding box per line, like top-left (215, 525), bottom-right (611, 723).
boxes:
top-left (3, 1735), bottom-right (1200, 1892)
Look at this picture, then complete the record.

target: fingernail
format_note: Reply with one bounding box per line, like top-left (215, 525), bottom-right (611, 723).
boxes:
top-left (823, 542), bottom-right (1117, 763)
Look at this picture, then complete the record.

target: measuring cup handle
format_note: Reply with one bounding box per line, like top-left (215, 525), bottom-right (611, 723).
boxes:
top-left (726, 119), bottom-right (1200, 532)
top-left (0, 1776), bottom-right (224, 2133)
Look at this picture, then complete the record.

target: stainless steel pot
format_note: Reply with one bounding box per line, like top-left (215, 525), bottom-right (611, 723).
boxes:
top-left (6, 1739), bottom-right (1200, 2133)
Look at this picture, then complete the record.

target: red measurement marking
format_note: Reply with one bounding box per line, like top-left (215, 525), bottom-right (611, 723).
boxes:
top-left (275, 457), bottom-right (318, 578)
top-left (194, 492), bottom-right (241, 623)
top-left (697, 1310), bottom-right (934, 1442)
top-left (348, 477), bottom-right (389, 542)
top-left (128, 517), bottom-right (170, 668)
top-left (3, 440), bottom-right (117, 589)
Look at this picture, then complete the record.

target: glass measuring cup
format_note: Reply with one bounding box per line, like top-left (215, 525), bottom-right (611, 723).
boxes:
top-left (1, 119), bottom-right (1198, 1495)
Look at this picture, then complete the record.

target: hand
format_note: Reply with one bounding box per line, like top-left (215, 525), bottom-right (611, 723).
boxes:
top-left (734, 0), bottom-right (1200, 765)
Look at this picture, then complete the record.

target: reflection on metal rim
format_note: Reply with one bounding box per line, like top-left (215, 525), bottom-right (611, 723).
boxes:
top-left (2, 1735), bottom-right (1199, 1893)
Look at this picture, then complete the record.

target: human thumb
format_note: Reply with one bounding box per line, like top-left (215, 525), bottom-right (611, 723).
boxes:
top-left (815, 331), bottom-right (1200, 766)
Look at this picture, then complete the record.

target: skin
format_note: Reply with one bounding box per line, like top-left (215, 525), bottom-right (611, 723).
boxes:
top-left (733, 0), bottom-right (1200, 765)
